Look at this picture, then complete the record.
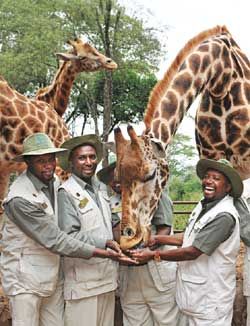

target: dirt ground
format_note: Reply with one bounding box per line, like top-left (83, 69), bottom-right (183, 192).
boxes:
top-left (0, 242), bottom-right (248, 326)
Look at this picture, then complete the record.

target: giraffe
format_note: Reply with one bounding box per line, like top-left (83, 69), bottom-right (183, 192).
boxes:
top-left (0, 38), bottom-right (117, 213)
top-left (36, 38), bottom-right (117, 116)
top-left (115, 25), bottom-right (250, 251)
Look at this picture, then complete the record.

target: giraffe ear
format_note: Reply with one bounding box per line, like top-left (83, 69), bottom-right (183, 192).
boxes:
top-left (55, 52), bottom-right (80, 61)
top-left (151, 140), bottom-right (166, 158)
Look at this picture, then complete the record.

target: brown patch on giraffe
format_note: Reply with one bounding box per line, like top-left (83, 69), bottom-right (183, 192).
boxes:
top-left (213, 72), bottom-right (231, 95)
top-left (223, 95), bottom-right (232, 111)
top-left (211, 103), bottom-right (223, 116)
top-left (194, 77), bottom-right (203, 93)
top-left (189, 54), bottom-right (201, 74)
top-left (200, 91), bottom-right (211, 112)
top-left (231, 82), bottom-right (244, 106)
top-left (152, 120), bottom-right (160, 138)
top-left (201, 55), bottom-right (211, 73)
top-left (211, 43), bottom-right (221, 60)
top-left (161, 124), bottom-right (169, 143)
top-left (161, 91), bottom-right (177, 120)
top-left (215, 143), bottom-right (227, 151)
top-left (1, 103), bottom-right (17, 116)
top-left (173, 72), bottom-right (192, 95)
top-left (9, 145), bottom-right (19, 156)
top-left (37, 111), bottom-right (46, 123)
top-left (131, 201), bottom-right (137, 210)
top-left (244, 83), bottom-right (250, 102)
top-left (210, 62), bottom-right (223, 87)
top-left (1, 85), bottom-right (15, 98)
top-left (221, 46), bottom-right (231, 69)
top-left (199, 44), bottom-right (209, 52)
top-left (15, 124), bottom-right (30, 144)
top-left (14, 99), bottom-right (29, 117)
top-left (196, 130), bottom-right (213, 149)
top-left (235, 141), bottom-right (249, 155)
top-left (6, 117), bottom-right (21, 129)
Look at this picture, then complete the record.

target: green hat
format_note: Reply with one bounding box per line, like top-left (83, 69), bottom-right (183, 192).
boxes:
top-left (58, 134), bottom-right (103, 171)
top-left (196, 158), bottom-right (243, 198)
top-left (13, 133), bottom-right (67, 162)
top-left (97, 162), bottom-right (116, 185)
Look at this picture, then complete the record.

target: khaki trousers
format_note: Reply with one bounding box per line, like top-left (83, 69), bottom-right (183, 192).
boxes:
top-left (120, 265), bottom-right (181, 326)
top-left (9, 282), bottom-right (64, 326)
top-left (64, 290), bottom-right (115, 326)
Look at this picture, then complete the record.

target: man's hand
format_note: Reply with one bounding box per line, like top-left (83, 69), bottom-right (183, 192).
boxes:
top-left (106, 239), bottom-right (122, 254)
top-left (117, 253), bottom-right (138, 265)
top-left (129, 247), bottom-right (155, 263)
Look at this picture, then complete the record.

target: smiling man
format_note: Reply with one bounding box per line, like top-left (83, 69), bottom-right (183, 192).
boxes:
top-left (57, 135), bottom-right (130, 326)
top-left (131, 158), bottom-right (243, 326)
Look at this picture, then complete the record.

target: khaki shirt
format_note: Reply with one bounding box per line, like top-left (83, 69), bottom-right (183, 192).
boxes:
top-left (4, 171), bottom-right (96, 258)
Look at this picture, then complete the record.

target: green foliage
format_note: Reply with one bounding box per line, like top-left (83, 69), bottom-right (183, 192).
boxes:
top-left (0, 0), bottom-right (167, 137)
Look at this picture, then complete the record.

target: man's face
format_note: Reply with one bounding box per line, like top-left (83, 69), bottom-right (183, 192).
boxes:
top-left (70, 145), bottom-right (98, 179)
top-left (202, 169), bottom-right (232, 201)
top-left (26, 153), bottom-right (56, 184)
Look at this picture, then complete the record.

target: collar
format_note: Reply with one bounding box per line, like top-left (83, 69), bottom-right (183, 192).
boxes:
top-left (201, 194), bottom-right (228, 210)
top-left (72, 174), bottom-right (101, 192)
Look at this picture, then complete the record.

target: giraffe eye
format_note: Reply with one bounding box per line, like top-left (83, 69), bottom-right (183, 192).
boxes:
top-left (144, 169), bottom-right (156, 182)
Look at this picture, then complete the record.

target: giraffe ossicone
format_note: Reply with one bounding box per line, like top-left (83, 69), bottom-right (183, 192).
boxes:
top-left (116, 25), bottom-right (250, 250)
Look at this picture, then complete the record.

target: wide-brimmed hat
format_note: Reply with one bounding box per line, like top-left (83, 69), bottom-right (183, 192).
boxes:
top-left (13, 133), bottom-right (67, 162)
top-left (97, 162), bottom-right (116, 185)
top-left (58, 134), bottom-right (103, 171)
top-left (196, 158), bottom-right (243, 198)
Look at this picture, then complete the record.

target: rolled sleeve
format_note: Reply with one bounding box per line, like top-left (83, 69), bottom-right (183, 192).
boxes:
top-left (4, 198), bottom-right (95, 259)
top-left (192, 213), bottom-right (236, 256)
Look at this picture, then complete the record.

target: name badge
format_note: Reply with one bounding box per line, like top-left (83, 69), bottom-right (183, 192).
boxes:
top-left (79, 197), bottom-right (89, 209)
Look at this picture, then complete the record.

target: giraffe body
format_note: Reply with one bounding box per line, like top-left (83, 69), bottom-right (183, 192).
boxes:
top-left (115, 25), bottom-right (250, 250)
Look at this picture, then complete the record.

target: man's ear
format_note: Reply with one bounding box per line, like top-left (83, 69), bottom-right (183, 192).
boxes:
top-left (226, 182), bottom-right (232, 194)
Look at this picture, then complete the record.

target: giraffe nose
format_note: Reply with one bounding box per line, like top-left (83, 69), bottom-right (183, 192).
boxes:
top-left (122, 227), bottom-right (135, 237)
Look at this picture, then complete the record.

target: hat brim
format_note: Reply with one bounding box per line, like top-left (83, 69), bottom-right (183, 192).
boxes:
top-left (196, 159), bottom-right (243, 198)
top-left (58, 135), bottom-right (103, 171)
top-left (97, 162), bottom-right (116, 185)
top-left (13, 148), bottom-right (68, 162)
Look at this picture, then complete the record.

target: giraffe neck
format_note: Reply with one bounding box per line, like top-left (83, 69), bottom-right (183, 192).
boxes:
top-left (144, 25), bottom-right (234, 148)
top-left (36, 61), bottom-right (77, 116)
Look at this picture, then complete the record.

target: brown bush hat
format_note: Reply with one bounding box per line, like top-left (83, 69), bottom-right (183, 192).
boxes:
top-left (13, 133), bottom-right (67, 162)
top-left (196, 158), bottom-right (243, 198)
top-left (58, 134), bottom-right (103, 171)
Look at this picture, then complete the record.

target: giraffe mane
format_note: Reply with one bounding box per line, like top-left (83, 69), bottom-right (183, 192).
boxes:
top-left (144, 25), bottom-right (230, 128)
top-left (36, 61), bottom-right (68, 98)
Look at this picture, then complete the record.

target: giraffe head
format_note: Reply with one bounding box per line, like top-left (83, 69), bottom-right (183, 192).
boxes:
top-left (56, 38), bottom-right (117, 72)
top-left (114, 125), bottom-right (169, 250)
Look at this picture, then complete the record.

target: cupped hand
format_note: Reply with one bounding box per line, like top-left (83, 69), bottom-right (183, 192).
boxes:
top-left (129, 247), bottom-right (155, 263)
top-left (106, 240), bottom-right (122, 254)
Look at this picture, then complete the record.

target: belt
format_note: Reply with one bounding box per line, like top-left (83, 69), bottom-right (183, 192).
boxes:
top-left (128, 262), bottom-right (148, 267)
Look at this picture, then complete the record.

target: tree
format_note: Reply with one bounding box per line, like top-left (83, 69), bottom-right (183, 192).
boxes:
top-left (0, 0), bottom-right (167, 152)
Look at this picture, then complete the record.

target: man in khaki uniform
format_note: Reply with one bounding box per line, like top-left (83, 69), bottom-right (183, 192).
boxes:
top-left (0, 133), bottom-right (121, 326)
top-left (131, 159), bottom-right (243, 326)
top-left (58, 135), bottom-right (133, 326)
top-left (97, 162), bottom-right (181, 326)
